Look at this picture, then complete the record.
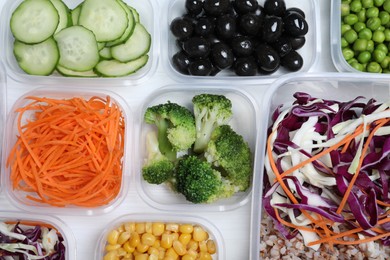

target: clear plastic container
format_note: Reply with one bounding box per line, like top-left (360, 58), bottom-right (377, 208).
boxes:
top-left (250, 72), bottom-right (390, 259)
top-left (0, 0), bottom-right (159, 86)
top-left (94, 213), bottom-right (225, 260)
top-left (136, 85), bottom-right (260, 211)
top-left (1, 87), bottom-right (133, 215)
top-left (161, 0), bottom-right (320, 83)
top-left (0, 61), bottom-right (6, 193)
top-left (0, 211), bottom-right (76, 260)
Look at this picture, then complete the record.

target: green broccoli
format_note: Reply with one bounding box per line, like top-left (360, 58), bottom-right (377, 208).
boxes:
top-left (204, 125), bottom-right (252, 191)
top-left (175, 155), bottom-right (235, 204)
top-left (192, 94), bottom-right (233, 153)
top-left (142, 131), bottom-right (175, 184)
top-left (144, 102), bottom-right (196, 161)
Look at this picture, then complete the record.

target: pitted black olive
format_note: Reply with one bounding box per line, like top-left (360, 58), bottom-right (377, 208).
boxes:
top-left (273, 37), bottom-right (292, 57)
top-left (231, 36), bottom-right (254, 57)
top-left (281, 50), bottom-right (303, 71)
top-left (194, 16), bottom-right (215, 37)
top-left (238, 13), bottom-right (262, 36)
top-left (289, 36), bottom-right (306, 50)
top-left (216, 14), bottom-right (237, 39)
top-left (210, 42), bottom-right (234, 69)
top-left (234, 56), bottom-right (258, 76)
top-left (170, 17), bottom-right (194, 40)
top-left (185, 0), bottom-right (204, 16)
top-left (261, 16), bottom-right (283, 43)
top-left (264, 0), bottom-right (286, 17)
top-left (254, 44), bottom-right (280, 72)
top-left (188, 59), bottom-right (213, 75)
top-left (203, 0), bottom-right (231, 16)
top-left (283, 13), bottom-right (308, 37)
top-left (172, 51), bottom-right (192, 74)
top-left (233, 0), bottom-right (258, 14)
top-left (285, 7), bottom-right (306, 18)
top-left (182, 37), bottom-right (211, 58)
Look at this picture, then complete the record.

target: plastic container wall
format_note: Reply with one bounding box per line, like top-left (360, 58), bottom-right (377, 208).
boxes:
top-left (0, 61), bottom-right (6, 193)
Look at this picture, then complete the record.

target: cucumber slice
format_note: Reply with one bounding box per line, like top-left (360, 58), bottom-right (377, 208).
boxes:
top-left (54, 25), bottom-right (99, 72)
top-left (97, 42), bottom-right (106, 51)
top-left (71, 4), bottom-right (81, 25)
top-left (105, 1), bottom-right (135, 47)
top-left (78, 0), bottom-right (128, 42)
top-left (128, 5), bottom-right (140, 23)
top-left (111, 23), bottom-right (151, 62)
top-left (95, 55), bottom-right (149, 77)
top-left (50, 0), bottom-right (71, 34)
top-left (99, 47), bottom-right (112, 60)
top-left (10, 0), bottom-right (59, 44)
top-left (56, 64), bottom-right (98, 77)
top-left (13, 37), bottom-right (59, 76)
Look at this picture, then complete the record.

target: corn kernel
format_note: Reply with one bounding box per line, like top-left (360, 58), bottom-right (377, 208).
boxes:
top-left (149, 254), bottom-right (159, 260)
top-left (142, 233), bottom-right (156, 246)
top-left (123, 241), bottom-right (135, 253)
top-left (117, 248), bottom-right (127, 257)
top-left (107, 230), bottom-right (120, 245)
top-left (161, 233), bottom-right (173, 249)
top-left (162, 256), bottom-right (176, 260)
top-left (173, 240), bottom-right (186, 256)
top-left (152, 223), bottom-right (165, 236)
top-left (145, 222), bottom-right (153, 234)
top-left (148, 246), bottom-right (159, 256)
top-left (186, 249), bottom-right (198, 258)
top-left (198, 252), bottom-right (212, 260)
top-left (186, 240), bottom-right (198, 251)
top-left (193, 226), bottom-right (208, 242)
top-left (105, 244), bottom-right (121, 251)
top-left (117, 224), bottom-right (125, 233)
top-left (182, 255), bottom-right (196, 260)
top-left (135, 223), bottom-right (146, 234)
top-left (129, 232), bottom-right (141, 247)
top-left (165, 223), bottom-right (179, 232)
top-left (178, 233), bottom-right (191, 246)
top-left (171, 232), bottom-right (179, 242)
top-left (118, 231), bottom-right (131, 245)
top-left (199, 241), bottom-right (208, 252)
top-left (165, 247), bottom-right (178, 259)
top-left (136, 243), bottom-right (149, 253)
top-left (179, 224), bottom-right (193, 234)
top-left (134, 254), bottom-right (148, 260)
top-left (125, 222), bottom-right (136, 232)
top-left (152, 240), bottom-right (161, 249)
top-left (103, 250), bottom-right (119, 260)
top-left (207, 240), bottom-right (216, 254)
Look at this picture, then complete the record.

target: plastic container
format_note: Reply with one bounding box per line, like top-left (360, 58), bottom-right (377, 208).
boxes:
top-left (95, 213), bottom-right (225, 260)
top-left (0, 61), bottom-right (6, 193)
top-left (249, 72), bottom-right (390, 259)
top-left (136, 85), bottom-right (260, 211)
top-left (0, 0), bottom-right (159, 86)
top-left (161, 0), bottom-right (320, 83)
top-left (0, 211), bottom-right (76, 260)
top-left (1, 87), bottom-right (133, 215)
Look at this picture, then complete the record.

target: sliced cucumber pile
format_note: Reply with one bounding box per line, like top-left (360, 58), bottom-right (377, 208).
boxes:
top-left (10, 0), bottom-right (151, 77)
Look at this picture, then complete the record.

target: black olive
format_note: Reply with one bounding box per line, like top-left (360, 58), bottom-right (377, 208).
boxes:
top-left (185, 0), bottom-right (204, 16)
top-left (264, 0), bottom-right (286, 17)
top-left (234, 56), bottom-right (258, 76)
top-left (289, 36), bottom-right (306, 50)
top-left (203, 0), bottom-right (231, 16)
top-left (233, 0), bottom-right (258, 14)
top-left (261, 16), bottom-right (283, 43)
top-left (285, 7), bottom-right (306, 18)
top-left (238, 13), bottom-right (262, 36)
top-left (170, 17), bottom-right (194, 40)
top-left (210, 66), bottom-right (221, 76)
top-left (172, 51), bottom-right (192, 74)
top-left (231, 36), bottom-right (254, 57)
top-left (210, 42), bottom-right (234, 69)
top-left (194, 16), bottom-right (215, 37)
top-left (216, 14), bottom-right (237, 40)
top-left (281, 50), bottom-right (303, 71)
top-left (182, 37), bottom-right (211, 58)
top-left (254, 44), bottom-right (280, 72)
top-left (283, 13), bottom-right (308, 37)
top-left (188, 59), bottom-right (213, 75)
top-left (252, 5), bottom-right (266, 19)
top-left (258, 64), bottom-right (280, 75)
top-left (273, 37), bottom-right (292, 57)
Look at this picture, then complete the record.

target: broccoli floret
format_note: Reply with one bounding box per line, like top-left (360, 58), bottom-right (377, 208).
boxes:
top-left (192, 94), bottom-right (233, 153)
top-left (142, 131), bottom-right (175, 184)
top-left (144, 102), bottom-right (196, 160)
top-left (205, 125), bottom-right (252, 191)
top-left (175, 155), bottom-right (235, 204)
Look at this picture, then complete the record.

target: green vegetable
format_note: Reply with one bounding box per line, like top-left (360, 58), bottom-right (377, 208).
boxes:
top-left (204, 125), bottom-right (252, 191)
top-left (192, 94), bottom-right (233, 153)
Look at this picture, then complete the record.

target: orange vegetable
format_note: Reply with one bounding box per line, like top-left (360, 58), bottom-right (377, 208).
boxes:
top-left (7, 95), bottom-right (125, 207)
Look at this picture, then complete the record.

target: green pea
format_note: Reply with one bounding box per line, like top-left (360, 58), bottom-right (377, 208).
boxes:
top-left (348, 58), bottom-right (359, 64)
top-left (353, 38), bottom-right (368, 51)
top-left (344, 14), bottom-right (359, 25)
top-left (351, 0), bottom-right (363, 12)
top-left (367, 40), bottom-right (375, 51)
top-left (383, 68), bottom-right (390, 73)
top-left (341, 3), bottom-right (350, 16)
top-left (376, 43), bottom-right (388, 53)
top-left (375, 0), bottom-right (385, 6)
top-left (367, 61), bottom-right (382, 72)
top-left (344, 29), bottom-right (358, 43)
top-left (366, 17), bottom-right (382, 30)
top-left (373, 49), bottom-right (386, 62)
top-left (350, 61), bottom-right (365, 71)
top-left (380, 56), bottom-right (390, 68)
top-left (358, 51), bottom-right (372, 63)
top-left (362, 0), bottom-right (374, 8)
top-left (377, 25), bottom-right (386, 31)
top-left (384, 29), bottom-right (390, 41)
top-left (366, 7), bottom-right (379, 18)
top-left (354, 22), bottom-right (366, 32)
top-left (384, 0), bottom-right (390, 12)
top-left (379, 11), bottom-right (390, 25)
top-left (358, 28), bottom-right (373, 39)
top-left (343, 47), bottom-right (355, 60)
top-left (357, 9), bottom-right (367, 22)
top-left (341, 37), bottom-right (349, 47)
top-left (373, 30), bottom-right (385, 42)
top-left (341, 24), bottom-right (352, 35)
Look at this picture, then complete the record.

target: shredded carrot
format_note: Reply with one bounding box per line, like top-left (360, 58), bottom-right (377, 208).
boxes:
top-left (6, 96), bottom-right (125, 207)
